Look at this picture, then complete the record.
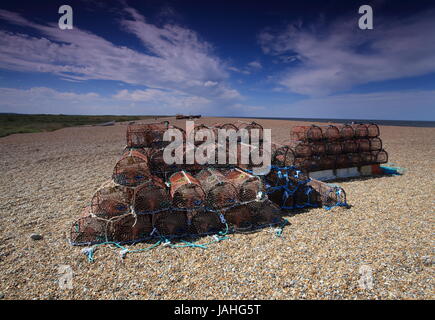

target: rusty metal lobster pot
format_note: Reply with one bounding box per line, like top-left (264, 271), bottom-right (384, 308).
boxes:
top-left (347, 153), bottom-right (362, 167)
top-left (91, 180), bottom-right (133, 219)
top-left (371, 149), bottom-right (388, 164)
top-left (108, 214), bottom-right (153, 243)
top-left (290, 141), bottom-right (312, 157)
top-left (310, 141), bottom-right (327, 155)
top-left (294, 186), bottom-right (320, 207)
top-left (367, 123), bottom-right (380, 138)
top-left (133, 177), bottom-right (171, 214)
top-left (235, 121), bottom-right (264, 140)
top-left (225, 168), bottom-right (265, 202)
top-left (352, 124), bottom-right (369, 138)
top-left (318, 155), bottom-right (336, 170)
top-left (356, 139), bottom-right (370, 152)
top-left (291, 125), bottom-right (323, 141)
top-left (341, 139), bottom-right (359, 153)
top-left (222, 204), bottom-right (253, 229)
top-left (113, 149), bottom-right (152, 187)
top-left (189, 124), bottom-right (214, 146)
top-left (126, 122), bottom-right (169, 148)
top-left (326, 142), bottom-right (343, 155)
top-left (153, 210), bottom-right (190, 237)
top-left (190, 209), bottom-right (225, 235)
top-left (360, 152), bottom-right (374, 165)
top-left (196, 168), bottom-right (240, 209)
top-left (70, 212), bottom-right (108, 244)
top-left (271, 143), bottom-right (296, 166)
top-left (147, 146), bottom-right (184, 178)
top-left (248, 200), bottom-right (283, 225)
top-left (321, 125), bottom-right (340, 140)
top-left (335, 154), bottom-right (350, 169)
top-left (369, 137), bottom-right (382, 151)
top-left (267, 188), bottom-right (295, 209)
top-left (169, 171), bottom-right (206, 209)
top-left (338, 124), bottom-right (354, 139)
top-left (307, 179), bottom-right (347, 208)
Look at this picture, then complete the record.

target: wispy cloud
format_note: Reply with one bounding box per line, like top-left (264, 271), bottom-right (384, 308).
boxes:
top-left (259, 10), bottom-right (435, 96)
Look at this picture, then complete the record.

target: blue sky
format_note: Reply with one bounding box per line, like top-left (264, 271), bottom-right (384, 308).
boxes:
top-left (0, 0), bottom-right (434, 120)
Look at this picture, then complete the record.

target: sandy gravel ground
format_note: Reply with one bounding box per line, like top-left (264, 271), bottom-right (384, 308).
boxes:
top-left (0, 117), bottom-right (433, 300)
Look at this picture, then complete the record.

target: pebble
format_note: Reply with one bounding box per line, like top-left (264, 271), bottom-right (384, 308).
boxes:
top-left (30, 234), bottom-right (43, 240)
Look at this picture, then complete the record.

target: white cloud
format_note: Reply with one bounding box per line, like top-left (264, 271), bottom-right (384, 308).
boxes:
top-left (247, 61), bottom-right (262, 69)
top-left (258, 10), bottom-right (435, 96)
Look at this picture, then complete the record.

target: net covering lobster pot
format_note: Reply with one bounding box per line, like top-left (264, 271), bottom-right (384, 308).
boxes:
top-left (153, 210), bottom-right (190, 237)
top-left (225, 168), bottom-right (265, 202)
top-left (267, 187), bottom-right (295, 209)
top-left (307, 179), bottom-right (347, 208)
top-left (222, 204), bottom-right (253, 230)
top-left (91, 180), bottom-right (132, 219)
top-left (338, 124), bottom-right (354, 140)
top-left (347, 153), bottom-right (362, 167)
top-left (126, 123), bottom-right (168, 148)
top-left (360, 152), bottom-right (374, 165)
top-left (195, 168), bottom-right (240, 209)
top-left (335, 154), bottom-right (350, 169)
top-left (352, 124), bottom-right (369, 138)
top-left (113, 150), bottom-right (152, 187)
top-left (290, 125), bottom-right (323, 142)
top-left (326, 142), bottom-right (343, 155)
top-left (294, 185), bottom-right (320, 207)
top-left (321, 125), bottom-right (340, 141)
top-left (235, 121), bottom-right (264, 140)
top-left (371, 149), bottom-right (388, 164)
top-left (271, 144), bottom-right (295, 166)
top-left (341, 140), bottom-right (359, 153)
top-left (310, 141), bottom-right (326, 155)
top-left (170, 171), bottom-right (206, 209)
top-left (291, 141), bottom-right (312, 157)
top-left (189, 124), bottom-right (214, 146)
top-left (108, 214), bottom-right (153, 243)
top-left (318, 155), bottom-right (336, 170)
top-left (147, 147), bottom-right (183, 179)
top-left (190, 209), bottom-right (225, 235)
top-left (248, 200), bottom-right (283, 226)
top-left (367, 123), bottom-right (380, 138)
top-left (356, 139), bottom-right (371, 153)
top-left (133, 177), bottom-right (171, 214)
top-left (369, 137), bottom-right (382, 151)
top-left (70, 209), bottom-right (108, 245)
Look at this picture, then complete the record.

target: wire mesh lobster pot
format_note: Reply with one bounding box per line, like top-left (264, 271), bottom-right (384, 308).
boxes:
top-left (248, 200), bottom-right (283, 225)
top-left (352, 124), bottom-right (369, 138)
top-left (294, 186), bottom-right (320, 207)
top-left (225, 168), bottom-right (265, 202)
top-left (310, 141), bottom-right (326, 155)
top-left (271, 144), bottom-right (296, 166)
top-left (190, 209), bottom-right (225, 235)
top-left (335, 154), bottom-right (351, 169)
top-left (147, 147), bottom-right (183, 179)
top-left (367, 123), bottom-right (380, 138)
top-left (189, 124), bottom-right (214, 145)
top-left (371, 149), bottom-right (388, 164)
top-left (338, 124), bottom-right (354, 139)
top-left (360, 152), bottom-right (374, 165)
top-left (169, 171), bottom-right (206, 209)
top-left (91, 180), bottom-right (133, 219)
top-left (267, 187), bottom-right (295, 209)
top-left (133, 177), bottom-right (171, 214)
top-left (113, 150), bottom-right (152, 187)
top-left (341, 139), bottom-right (359, 153)
top-left (222, 204), bottom-right (253, 230)
top-left (235, 121), bottom-right (264, 140)
top-left (321, 125), bottom-right (340, 140)
top-left (126, 122), bottom-right (169, 148)
top-left (369, 137), bottom-right (382, 151)
top-left (70, 211), bottom-right (108, 245)
top-left (108, 214), bottom-right (153, 243)
top-left (153, 210), bottom-right (190, 237)
top-left (291, 141), bottom-right (312, 157)
top-left (291, 125), bottom-right (323, 141)
top-left (356, 139), bottom-right (371, 152)
top-left (318, 155), bottom-right (336, 170)
top-left (326, 142), bottom-right (343, 155)
top-left (195, 168), bottom-right (240, 209)
top-left (307, 179), bottom-right (347, 208)
top-left (347, 153), bottom-right (362, 167)
top-left (294, 157), bottom-right (317, 171)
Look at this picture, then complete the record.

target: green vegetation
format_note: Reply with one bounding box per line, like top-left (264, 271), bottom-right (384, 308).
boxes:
top-left (0, 114), bottom-right (168, 138)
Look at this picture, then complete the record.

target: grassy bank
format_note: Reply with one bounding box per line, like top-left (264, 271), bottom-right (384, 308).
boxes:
top-left (0, 114), bottom-right (167, 137)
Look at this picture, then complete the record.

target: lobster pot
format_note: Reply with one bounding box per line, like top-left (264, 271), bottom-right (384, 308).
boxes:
top-left (113, 150), bottom-right (152, 187)
top-left (108, 214), bottom-right (153, 243)
top-left (70, 213), bottom-right (108, 245)
top-left (367, 123), bottom-right (380, 138)
top-left (352, 124), bottom-right (369, 138)
top-left (338, 124), bottom-right (354, 139)
top-left (248, 200), bottom-right (283, 225)
top-left (235, 121), bottom-right (264, 140)
top-left (267, 188), bottom-right (294, 209)
top-left (148, 146), bottom-right (185, 178)
top-left (191, 209), bottom-right (225, 235)
top-left (356, 139), bottom-right (370, 153)
top-left (225, 168), bottom-right (265, 202)
top-left (271, 144), bottom-right (295, 167)
top-left (294, 186), bottom-right (319, 207)
top-left (318, 155), bottom-right (336, 170)
top-left (335, 154), bottom-right (350, 169)
top-left (369, 137), bottom-right (382, 151)
top-left (169, 171), bottom-right (206, 209)
top-left (347, 153), bottom-right (362, 167)
top-left (91, 180), bottom-right (132, 219)
top-left (265, 168), bottom-right (289, 188)
top-left (294, 157), bottom-right (316, 171)
top-left (291, 125), bottom-right (323, 141)
top-left (133, 177), bottom-right (171, 214)
top-left (371, 150), bottom-right (388, 164)
top-left (307, 179), bottom-right (347, 208)
top-left (360, 152), bottom-right (374, 165)
top-left (326, 142), bottom-right (343, 155)
top-left (222, 204), bottom-right (253, 229)
top-left (190, 124), bottom-right (214, 146)
top-left (291, 141), bottom-right (312, 157)
top-left (153, 210), bottom-right (190, 237)
top-left (310, 141), bottom-right (326, 155)
top-left (341, 139), bottom-right (359, 153)
top-left (284, 167), bottom-right (310, 186)
top-left (196, 168), bottom-right (240, 209)
top-left (321, 125), bottom-right (340, 140)
top-left (126, 123), bottom-right (168, 148)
